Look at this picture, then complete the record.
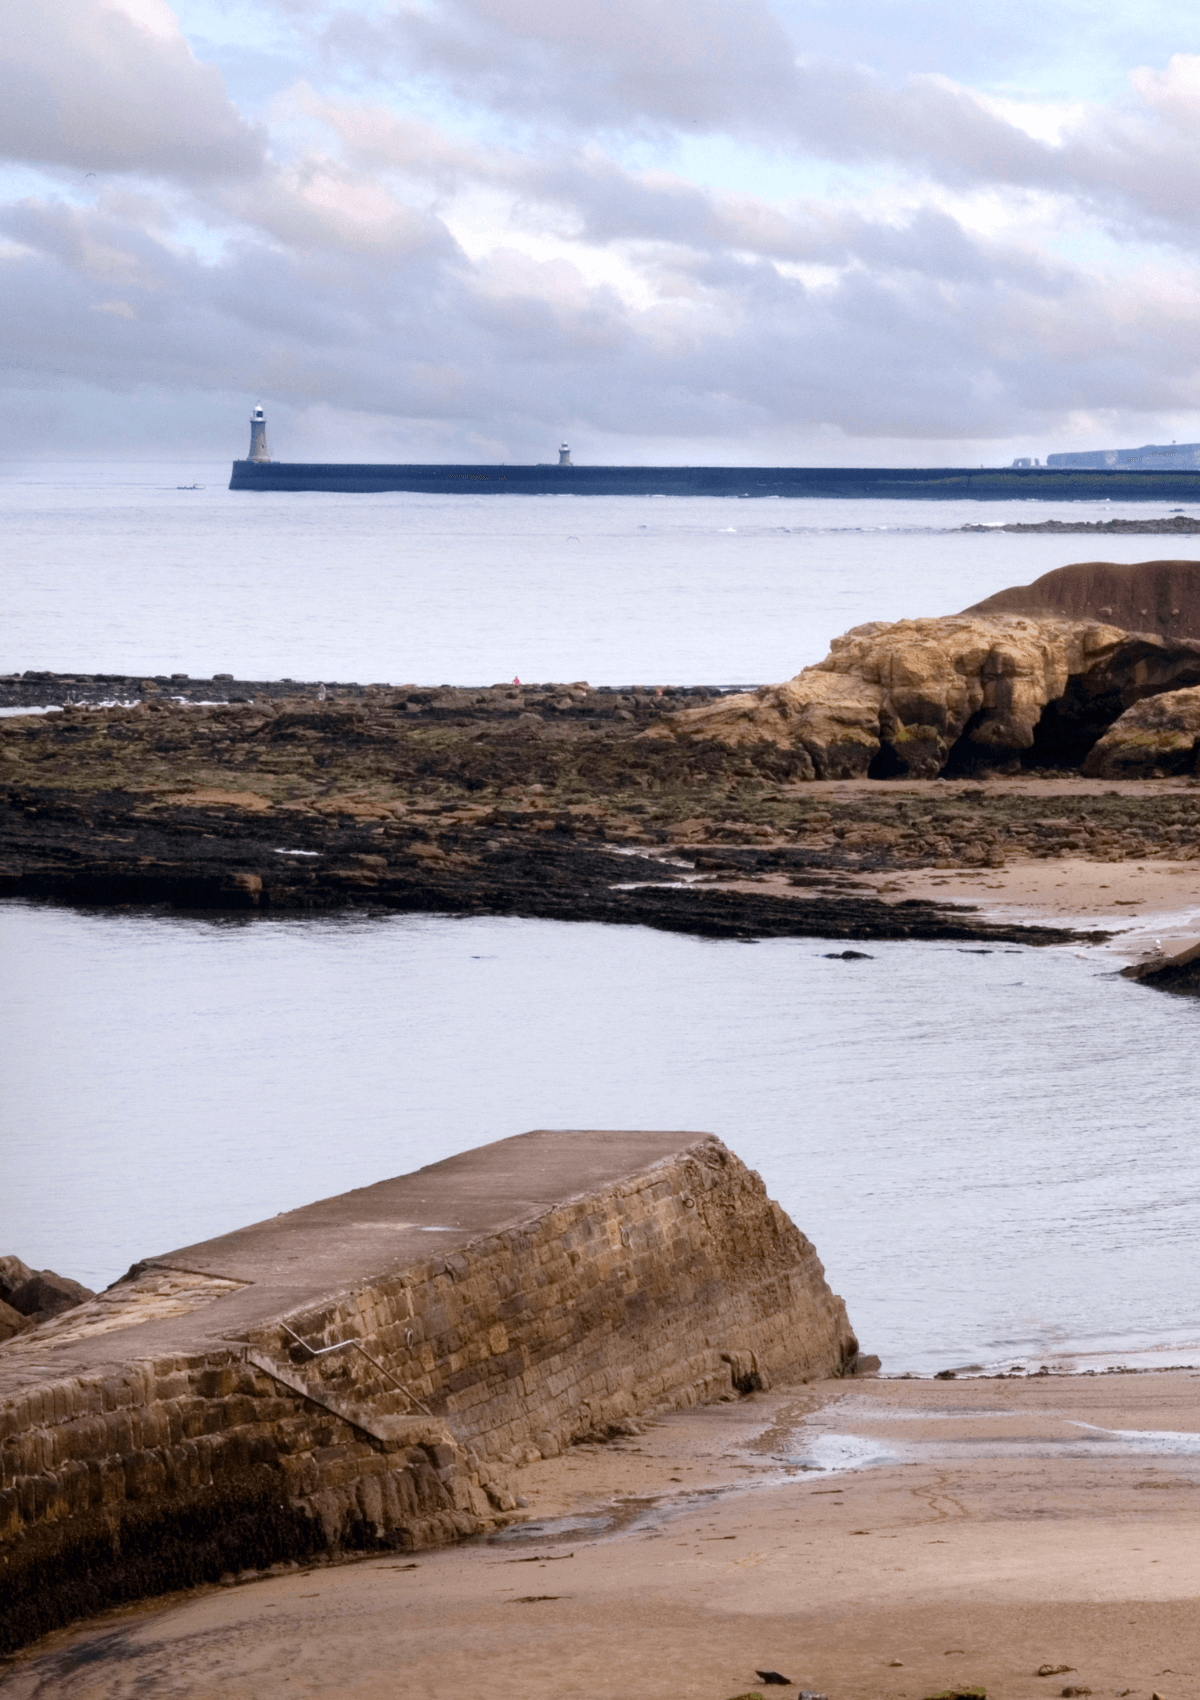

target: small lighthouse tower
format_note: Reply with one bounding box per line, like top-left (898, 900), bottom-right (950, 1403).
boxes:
top-left (558, 442), bottom-right (572, 466)
top-left (248, 404), bottom-right (270, 463)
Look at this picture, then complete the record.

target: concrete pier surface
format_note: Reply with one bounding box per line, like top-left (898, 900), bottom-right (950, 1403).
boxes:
top-left (3, 1130), bottom-right (726, 1384)
top-left (1, 1130), bottom-right (860, 1653)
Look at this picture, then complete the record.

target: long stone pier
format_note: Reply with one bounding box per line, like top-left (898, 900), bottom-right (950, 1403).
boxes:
top-left (0, 1130), bottom-right (862, 1653)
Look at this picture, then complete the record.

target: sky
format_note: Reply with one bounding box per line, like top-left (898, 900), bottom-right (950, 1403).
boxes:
top-left (5, 0), bottom-right (1200, 463)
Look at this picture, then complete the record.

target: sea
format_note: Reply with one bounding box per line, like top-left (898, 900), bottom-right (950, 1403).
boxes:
top-left (4, 459), bottom-right (1200, 1376)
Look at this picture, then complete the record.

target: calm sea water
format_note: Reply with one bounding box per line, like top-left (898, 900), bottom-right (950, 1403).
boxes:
top-left (4, 904), bottom-right (1199, 1377)
top-left (5, 461), bottom-right (1200, 685)
top-left (4, 463), bottom-right (1200, 1375)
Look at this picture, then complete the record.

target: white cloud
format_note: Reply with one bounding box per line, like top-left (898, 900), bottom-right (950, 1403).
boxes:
top-left (0, 0), bottom-right (263, 178)
top-left (329, 0), bottom-right (802, 135)
top-left (7, 0), bottom-right (1200, 457)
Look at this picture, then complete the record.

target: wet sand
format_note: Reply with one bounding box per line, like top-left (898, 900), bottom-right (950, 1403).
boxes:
top-left (5, 1372), bottom-right (1199, 1700)
top-left (714, 851), bottom-right (1200, 961)
top-left (867, 858), bottom-right (1200, 961)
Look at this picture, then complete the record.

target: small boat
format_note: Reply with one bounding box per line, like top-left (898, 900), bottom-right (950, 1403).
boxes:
top-left (176, 483), bottom-right (205, 490)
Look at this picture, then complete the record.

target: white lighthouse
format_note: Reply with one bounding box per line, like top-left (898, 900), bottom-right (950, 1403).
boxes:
top-left (248, 404), bottom-right (270, 463)
top-left (558, 442), bottom-right (572, 465)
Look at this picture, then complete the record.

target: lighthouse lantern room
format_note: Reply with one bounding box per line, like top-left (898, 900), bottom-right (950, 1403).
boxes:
top-left (248, 404), bottom-right (270, 463)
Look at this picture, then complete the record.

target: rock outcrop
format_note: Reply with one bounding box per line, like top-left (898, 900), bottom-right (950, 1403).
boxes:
top-left (0, 1257), bottom-right (93, 1337)
top-left (963, 517), bottom-right (1200, 536)
top-left (652, 616), bottom-right (1126, 778)
top-left (0, 1303), bottom-right (29, 1345)
top-left (1122, 939), bottom-right (1200, 995)
top-left (1083, 686), bottom-right (1200, 778)
top-left (1029, 632), bottom-right (1200, 768)
top-left (964, 559), bottom-right (1200, 640)
top-left (0, 1258), bottom-right (34, 1305)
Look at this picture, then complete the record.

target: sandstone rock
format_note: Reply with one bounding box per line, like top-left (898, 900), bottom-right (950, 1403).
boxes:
top-left (0, 1256), bottom-right (34, 1305)
top-left (8, 1269), bottom-right (95, 1321)
top-left (1120, 937), bottom-right (1200, 995)
top-left (652, 616), bottom-right (1126, 779)
top-left (0, 1299), bottom-right (32, 1342)
top-left (1017, 632), bottom-right (1200, 768)
top-left (965, 557), bottom-right (1200, 639)
top-left (1083, 686), bottom-right (1200, 778)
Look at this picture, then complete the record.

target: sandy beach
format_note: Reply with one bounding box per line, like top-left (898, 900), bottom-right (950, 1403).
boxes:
top-left (5, 1370), bottom-right (1198, 1700)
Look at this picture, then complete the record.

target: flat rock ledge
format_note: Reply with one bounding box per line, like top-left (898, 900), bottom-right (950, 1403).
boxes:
top-left (1121, 938), bottom-right (1200, 995)
top-left (0, 1130), bottom-right (862, 1655)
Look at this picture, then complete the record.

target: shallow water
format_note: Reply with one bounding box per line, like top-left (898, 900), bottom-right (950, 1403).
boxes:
top-left (5, 902), bottom-right (1199, 1375)
top-left (5, 462), bottom-right (1200, 684)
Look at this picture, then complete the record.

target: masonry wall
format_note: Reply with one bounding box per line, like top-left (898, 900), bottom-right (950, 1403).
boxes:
top-left (262, 1137), bottom-right (859, 1460)
top-left (0, 1139), bottom-right (858, 1653)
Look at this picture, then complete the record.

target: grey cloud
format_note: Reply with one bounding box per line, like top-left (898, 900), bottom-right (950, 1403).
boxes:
top-left (0, 0), bottom-right (263, 179)
top-left (314, 0), bottom-right (1200, 251)
top-left (520, 159), bottom-right (1066, 292)
top-left (327, 0), bottom-right (801, 134)
top-left (322, 0), bottom-right (1050, 176)
top-left (4, 171), bottom-right (1200, 464)
top-left (313, 102), bottom-right (1068, 294)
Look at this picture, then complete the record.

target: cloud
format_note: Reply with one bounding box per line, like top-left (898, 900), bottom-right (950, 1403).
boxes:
top-left (328, 0), bottom-right (802, 135)
top-left (7, 0), bottom-right (1200, 458)
top-left (312, 0), bottom-right (1200, 253)
top-left (0, 0), bottom-right (263, 179)
top-left (7, 145), bottom-right (1200, 466)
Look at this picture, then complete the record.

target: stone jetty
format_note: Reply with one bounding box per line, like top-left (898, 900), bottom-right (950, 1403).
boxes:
top-left (0, 1130), bottom-right (862, 1654)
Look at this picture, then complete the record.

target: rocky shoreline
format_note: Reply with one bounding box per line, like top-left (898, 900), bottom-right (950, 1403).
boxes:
top-left (10, 620), bottom-right (1200, 952)
top-left (0, 778), bottom-right (1096, 945)
top-left (963, 515), bottom-right (1200, 533)
top-left (0, 672), bottom-right (727, 718)
top-left (0, 661), bottom-right (1192, 949)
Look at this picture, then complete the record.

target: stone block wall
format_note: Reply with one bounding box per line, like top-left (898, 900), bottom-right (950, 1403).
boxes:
top-left (0, 1350), bottom-right (493, 1654)
top-left (263, 1138), bottom-right (858, 1460)
top-left (0, 1138), bottom-right (858, 1653)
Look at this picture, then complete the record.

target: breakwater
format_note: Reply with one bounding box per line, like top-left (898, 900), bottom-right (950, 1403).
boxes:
top-left (229, 460), bottom-right (1200, 500)
top-left (0, 1130), bottom-right (862, 1653)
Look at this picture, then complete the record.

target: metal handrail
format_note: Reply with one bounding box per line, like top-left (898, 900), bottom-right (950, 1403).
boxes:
top-left (279, 1321), bottom-right (436, 1417)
